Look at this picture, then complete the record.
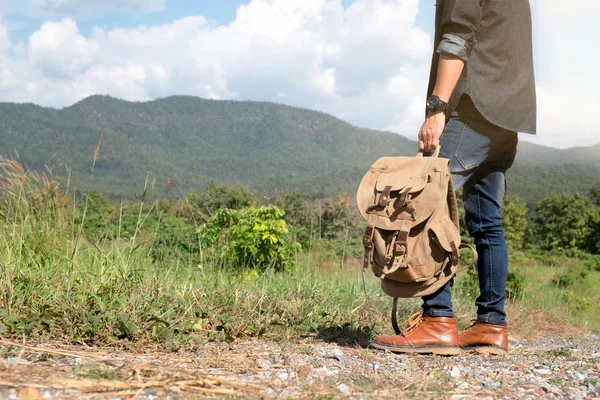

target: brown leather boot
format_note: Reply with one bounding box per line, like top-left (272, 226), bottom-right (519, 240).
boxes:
top-left (459, 320), bottom-right (508, 355)
top-left (370, 313), bottom-right (460, 355)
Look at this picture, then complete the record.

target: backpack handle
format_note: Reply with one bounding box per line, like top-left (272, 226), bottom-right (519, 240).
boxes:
top-left (416, 144), bottom-right (441, 158)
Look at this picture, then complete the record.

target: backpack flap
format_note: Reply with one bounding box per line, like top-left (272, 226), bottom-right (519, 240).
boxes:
top-left (429, 216), bottom-right (461, 267)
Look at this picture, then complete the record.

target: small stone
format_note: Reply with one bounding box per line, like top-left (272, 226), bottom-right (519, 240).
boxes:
top-left (535, 368), bottom-right (551, 375)
top-left (336, 383), bottom-right (351, 395)
top-left (277, 371), bottom-right (289, 380)
top-left (330, 349), bottom-right (346, 363)
top-left (297, 365), bottom-right (311, 378)
top-left (272, 353), bottom-right (283, 364)
top-left (7, 358), bottom-right (30, 366)
top-left (483, 381), bottom-right (501, 390)
top-left (450, 366), bottom-right (461, 378)
top-left (257, 359), bottom-right (271, 370)
top-left (457, 382), bottom-right (469, 390)
top-left (369, 362), bottom-right (380, 372)
top-left (265, 389), bottom-right (278, 397)
top-left (18, 387), bottom-right (41, 399)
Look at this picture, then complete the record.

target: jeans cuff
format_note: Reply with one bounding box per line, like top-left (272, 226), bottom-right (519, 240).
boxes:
top-left (424, 310), bottom-right (454, 318)
top-left (477, 315), bottom-right (507, 326)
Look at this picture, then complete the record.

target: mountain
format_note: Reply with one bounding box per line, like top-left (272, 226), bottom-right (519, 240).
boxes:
top-left (0, 95), bottom-right (598, 205)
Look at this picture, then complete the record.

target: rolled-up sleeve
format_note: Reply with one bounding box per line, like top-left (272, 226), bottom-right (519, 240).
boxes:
top-left (436, 0), bottom-right (482, 62)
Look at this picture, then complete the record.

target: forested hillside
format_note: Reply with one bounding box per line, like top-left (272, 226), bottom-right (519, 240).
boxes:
top-left (0, 95), bottom-right (598, 204)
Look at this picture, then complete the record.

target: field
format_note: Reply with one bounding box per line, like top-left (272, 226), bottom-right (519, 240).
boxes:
top-left (0, 155), bottom-right (599, 399)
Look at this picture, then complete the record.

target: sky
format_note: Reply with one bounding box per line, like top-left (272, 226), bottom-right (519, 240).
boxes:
top-left (0, 0), bottom-right (598, 149)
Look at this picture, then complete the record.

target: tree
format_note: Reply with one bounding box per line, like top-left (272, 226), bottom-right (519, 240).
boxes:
top-left (275, 191), bottom-right (318, 247)
top-left (587, 182), bottom-right (600, 254)
top-left (177, 182), bottom-right (255, 224)
top-left (532, 194), bottom-right (595, 252)
top-left (589, 181), bottom-right (600, 207)
top-left (502, 195), bottom-right (528, 249)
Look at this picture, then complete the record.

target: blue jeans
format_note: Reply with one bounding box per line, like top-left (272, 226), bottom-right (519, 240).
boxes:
top-left (422, 117), bottom-right (518, 326)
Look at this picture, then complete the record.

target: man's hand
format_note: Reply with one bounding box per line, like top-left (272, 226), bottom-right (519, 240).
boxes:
top-left (418, 111), bottom-right (446, 152)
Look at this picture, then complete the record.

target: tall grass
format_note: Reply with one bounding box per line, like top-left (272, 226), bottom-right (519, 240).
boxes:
top-left (0, 154), bottom-right (596, 348)
top-left (0, 154), bottom-right (406, 345)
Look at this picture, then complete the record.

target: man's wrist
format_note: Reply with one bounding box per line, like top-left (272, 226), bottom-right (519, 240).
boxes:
top-left (426, 95), bottom-right (448, 114)
top-left (431, 91), bottom-right (451, 103)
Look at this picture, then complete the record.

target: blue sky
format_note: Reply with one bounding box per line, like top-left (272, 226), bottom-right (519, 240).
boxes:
top-left (0, 0), bottom-right (597, 148)
top-left (3, 1), bottom-right (434, 43)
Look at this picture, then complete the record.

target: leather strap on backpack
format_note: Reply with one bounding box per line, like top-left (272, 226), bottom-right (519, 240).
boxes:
top-left (456, 243), bottom-right (478, 273)
top-left (362, 225), bottom-right (375, 271)
top-left (391, 297), bottom-right (401, 335)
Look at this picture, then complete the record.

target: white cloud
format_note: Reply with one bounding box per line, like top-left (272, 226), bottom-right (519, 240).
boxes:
top-left (0, 18), bottom-right (11, 53)
top-left (524, 0), bottom-right (600, 148)
top-left (0, 0), bottom-right (432, 140)
top-left (0, 0), bottom-right (598, 149)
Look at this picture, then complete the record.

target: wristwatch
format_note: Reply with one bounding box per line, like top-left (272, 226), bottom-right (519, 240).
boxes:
top-left (426, 95), bottom-right (448, 114)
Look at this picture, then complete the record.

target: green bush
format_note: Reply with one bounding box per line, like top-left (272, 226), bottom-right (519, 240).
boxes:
top-left (152, 216), bottom-right (200, 262)
top-left (177, 182), bottom-right (255, 225)
top-left (552, 267), bottom-right (588, 288)
top-left (506, 269), bottom-right (525, 301)
top-left (453, 267), bottom-right (524, 302)
top-left (532, 194), bottom-right (597, 252)
top-left (561, 290), bottom-right (593, 312)
top-left (502, 196), bottom-right (528, 249)
top-left (198, 206), bottom-right (300, 272)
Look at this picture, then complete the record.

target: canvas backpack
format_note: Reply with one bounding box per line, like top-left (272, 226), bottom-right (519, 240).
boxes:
top-left (356, 147), bottom-right (476, 334)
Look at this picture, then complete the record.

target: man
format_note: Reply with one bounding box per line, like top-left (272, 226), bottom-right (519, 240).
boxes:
top-left (371, 0), bottom-right (536, 354)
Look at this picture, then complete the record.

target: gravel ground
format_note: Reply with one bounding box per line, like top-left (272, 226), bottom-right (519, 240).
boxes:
top-left (0, 333), bottom-right (599, 399)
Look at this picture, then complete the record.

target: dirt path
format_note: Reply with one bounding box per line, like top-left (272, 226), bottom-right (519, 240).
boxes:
top-left (1, 333), bottom-right (599, 399)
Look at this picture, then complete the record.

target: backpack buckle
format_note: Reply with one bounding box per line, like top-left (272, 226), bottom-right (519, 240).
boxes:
top-left (378, 185), bottom-right (393, 207)
top-left (362, 226), bottom-right (375, 271)
top-left (363, 226), bottom-right (374, 249)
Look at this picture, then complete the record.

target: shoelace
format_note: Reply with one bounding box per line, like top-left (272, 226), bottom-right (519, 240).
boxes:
top-left (402, 312), bottom-right (424, 335)
top-left (463, 319), bottom-right (478, 331)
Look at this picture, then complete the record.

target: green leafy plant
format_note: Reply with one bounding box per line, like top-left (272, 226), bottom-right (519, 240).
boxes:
top-left (199, 206), bottom-right (300, 272)
top-left (502, 196), bottom-right (528, 249)
top-left (506, 269), bottom-right (525, 301)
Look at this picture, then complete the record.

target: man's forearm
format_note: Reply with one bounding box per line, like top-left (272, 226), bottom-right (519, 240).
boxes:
top-left (432, 54), bottom-right (465, 103)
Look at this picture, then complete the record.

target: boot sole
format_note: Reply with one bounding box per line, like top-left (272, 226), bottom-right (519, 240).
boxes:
top-left (369, 341), bottom-right (461, 355)
top-left (461, 345), bottom-right (508, 355)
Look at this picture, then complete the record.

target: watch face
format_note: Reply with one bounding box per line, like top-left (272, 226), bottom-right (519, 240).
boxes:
top-left (427, 97), bottom-right (438, 109)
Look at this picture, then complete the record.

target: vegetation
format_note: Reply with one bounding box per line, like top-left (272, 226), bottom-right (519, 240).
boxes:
top-left (1, 96), bottom-right (599, 206)
top-left (0, 150), bottom-right (599, 350)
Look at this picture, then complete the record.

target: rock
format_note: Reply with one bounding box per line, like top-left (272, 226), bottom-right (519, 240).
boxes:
top-left (329, 349), bottom-right (346, 363)
top-left (277, 371), bottom-right (290, 380)
top-left (450, 366), bottom-right (461, 378)
top-left (483, 381), bottom-right (501, 390)
top-left (336, 383), bottom-right (351, 395)
top-left (7, 358), bottom-right (29, 366)
top-left (18, 387), bottom-right (41, 400)
top-left (273, 353), bottom-right (284, 365)
top-left (535, 368), bottom-right (551, 375)
top-left (297, 365), bottom-right (311, 378)
top-left (257, 359), bottom-right (271, 370)
top-left (265, 389), bottom-right (279, 397)
top-left (369, 362), bottom-right (381, 373)
top-left (457, 382), bottom-right (469, 390)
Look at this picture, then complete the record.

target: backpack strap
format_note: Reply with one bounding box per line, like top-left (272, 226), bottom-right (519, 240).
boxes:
top-left (456, 243), bottom-right (478, 273)
top-left (391, 297), bottom-right (401, 335)
top-left (362, 225), bottom-right (375, 271)
top-left (381, 220), bottom-right (411, 278)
